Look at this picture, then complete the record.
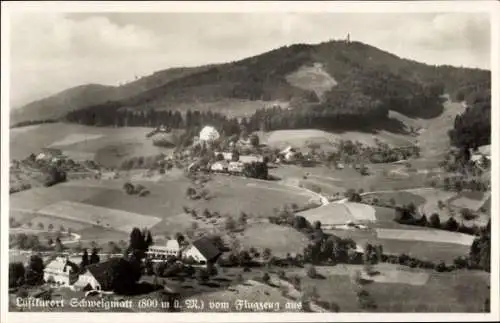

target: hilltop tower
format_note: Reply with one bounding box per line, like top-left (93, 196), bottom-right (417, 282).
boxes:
top-left (346, 33), bottom-right (351, 44)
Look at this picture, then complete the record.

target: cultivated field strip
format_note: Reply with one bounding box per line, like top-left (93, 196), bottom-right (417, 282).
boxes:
top-left (375, 228), bottom-right (476, 246)
top-left (48, 133), bottom-right (104, 147)
top-left (36, 201), bottom-right (162, 233)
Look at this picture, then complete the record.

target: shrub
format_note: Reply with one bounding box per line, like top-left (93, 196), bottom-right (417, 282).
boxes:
top-left (429, 213), bottom-right (441, 228)
top-left (306, 265), bottom-right (317, 278)
top-left (460, 208), bottom-right (477, 221)
top-left (434, 261), bottom-right (448, 272)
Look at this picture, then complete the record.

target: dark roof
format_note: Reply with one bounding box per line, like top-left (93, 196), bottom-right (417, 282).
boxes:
top-left (85, 260), bottom-right (116, 285)
top-left (191, 237), bottom-right (222, 261)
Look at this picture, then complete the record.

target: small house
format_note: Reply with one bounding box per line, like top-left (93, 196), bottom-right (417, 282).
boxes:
top-left (239, 155), bottom-right (264, 164)
top-left (228, 161), bottom-right (244, 174)
top-left (211, 160), bottom-right (229, 173)
top-left (214, 151), bottom-right (233, 161)
top-left (72, 260), bottom-right (115, 291)
top-left (183, 237), bottom-right (222, 266)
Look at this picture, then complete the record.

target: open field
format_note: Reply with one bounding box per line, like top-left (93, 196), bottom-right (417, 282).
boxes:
top-left (10, 184), bottom-right (109, 212)
top-left (9, 123), bottom-right (176, 167)
top-left (271, 164), bottom-right (438, 193)
top-left (364, 191), bottom-right (426, 207)
top-left (298, 202), bottom-right (376, 226)
top-left (284, 263), bottom-right (488, 312)
top-left (364, 270), bottom-right (489, 312)
top-left (264, 129), bottom-right (413, 151)
top-left (37, 201), bottom-right (163, 233)
top-left (184, 278), bottom-right (302, 312)
top-left (48, 133), bottom-right (104, 147)
top-left (408, 188), bottom-right (458, 216)
top-left (236, 222), bottom-right (310, 258)
top-left (327, 227), bottom-right (470, 263)
top-left (449, 191), bottom-right (491, 211)
top-left (10, 174), bottom-right (313, 241)
top-left (375, 228), bottom-right (475, 246)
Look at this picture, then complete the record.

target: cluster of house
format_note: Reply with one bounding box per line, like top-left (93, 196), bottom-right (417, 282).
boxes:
top-left (35, 148), bottom-right (67, 163)
top-left (209, 152), bottom-right (264, 174)
top-left (42, 237), bottom-right (222, 292)
top-left (147, 236), bottom-right (221, 265)
top-left (470, 145), bottom-right (491, 169)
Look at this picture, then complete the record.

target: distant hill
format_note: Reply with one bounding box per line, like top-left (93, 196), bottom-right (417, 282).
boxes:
top-left (13, 40), bottom-right (490, 132)
top-left (10, 65), bottom-right (213, 125)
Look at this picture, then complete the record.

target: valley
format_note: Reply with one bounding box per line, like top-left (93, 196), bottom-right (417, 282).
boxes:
top-left (8, 39), bottom-right (491, 314)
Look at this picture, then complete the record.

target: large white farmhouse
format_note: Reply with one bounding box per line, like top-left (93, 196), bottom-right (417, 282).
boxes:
top-left (43, 257), bottom-right (78, 286)
top-left (147, 239), bottom-right (184, 259)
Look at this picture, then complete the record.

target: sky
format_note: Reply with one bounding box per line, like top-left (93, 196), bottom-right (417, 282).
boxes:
top-left (9, 11), bottom-right (491, 108)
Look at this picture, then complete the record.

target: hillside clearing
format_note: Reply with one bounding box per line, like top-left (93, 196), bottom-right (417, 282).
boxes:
top-left (285, 63), bottom-right (337, 98)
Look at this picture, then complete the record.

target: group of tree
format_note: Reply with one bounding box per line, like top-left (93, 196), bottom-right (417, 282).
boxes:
top-left (393, 203), bottom-right (483, 236)
top-left (242, 161), bottom-right (269, 179)
top-left (103, 227), bottom-right (154, 294)
top-left (9, 254), bottom-right (45, 288)
top-left (79, 248), bottom-right (101, 272)
top-left (448, 88), bottom-right (491, 150)
top-left (43, 165), bottom-right (67, 187)
top-left (469, 220), bottom-right (491, 272)
top-left (123, 182), bottom-right (150, 196)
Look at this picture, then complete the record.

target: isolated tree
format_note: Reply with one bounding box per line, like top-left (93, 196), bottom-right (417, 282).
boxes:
top-left (249, 133), bottom-right (260, 147)
top-left (145, 230), bottom-right (153, 247)
top-left (54, 237), bottom-right (64, 253)
top-left (238, 212), bottom-right (248, 226)
top-left (130, 227), bottom-right (146, 251)
top-left (460, 208), bottom-right (477, 221)
top-left (196, 268), bottom-right (209, 283)
top-left (429, 213), bottom-right (441, 229)
top-left (123, 182), bottom-right (135, 195)
top-left (9, 262), bottom-right (26, 288)
top-left (90, 248), bottom-right (100, 265)
top-left (444, 217), bottom-right (459, 231)
top-left (262, 272), bottom-right (270, 284)
top-left (225, 217), bottom-right (236, 231)
top-left (293, 215), bottom-right (307, 230)
top-left (263, 248), bottom-right (272, 260)
top-left (313, 221), bottom-right (322, 230)
top-left (25, 255), bottom-right (44, 286)
top-left (175, 232), bottom-right (185, 245)
top-left (306, 265), bottom-right (317, 278)
top-left (37, 223), bottom-right (44, 230)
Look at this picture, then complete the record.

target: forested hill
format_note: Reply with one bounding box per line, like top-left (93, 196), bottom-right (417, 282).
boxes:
top-left (10, 65), bottom-right (214, 126)
top-left (15, 40), bottom-right (490, 139)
